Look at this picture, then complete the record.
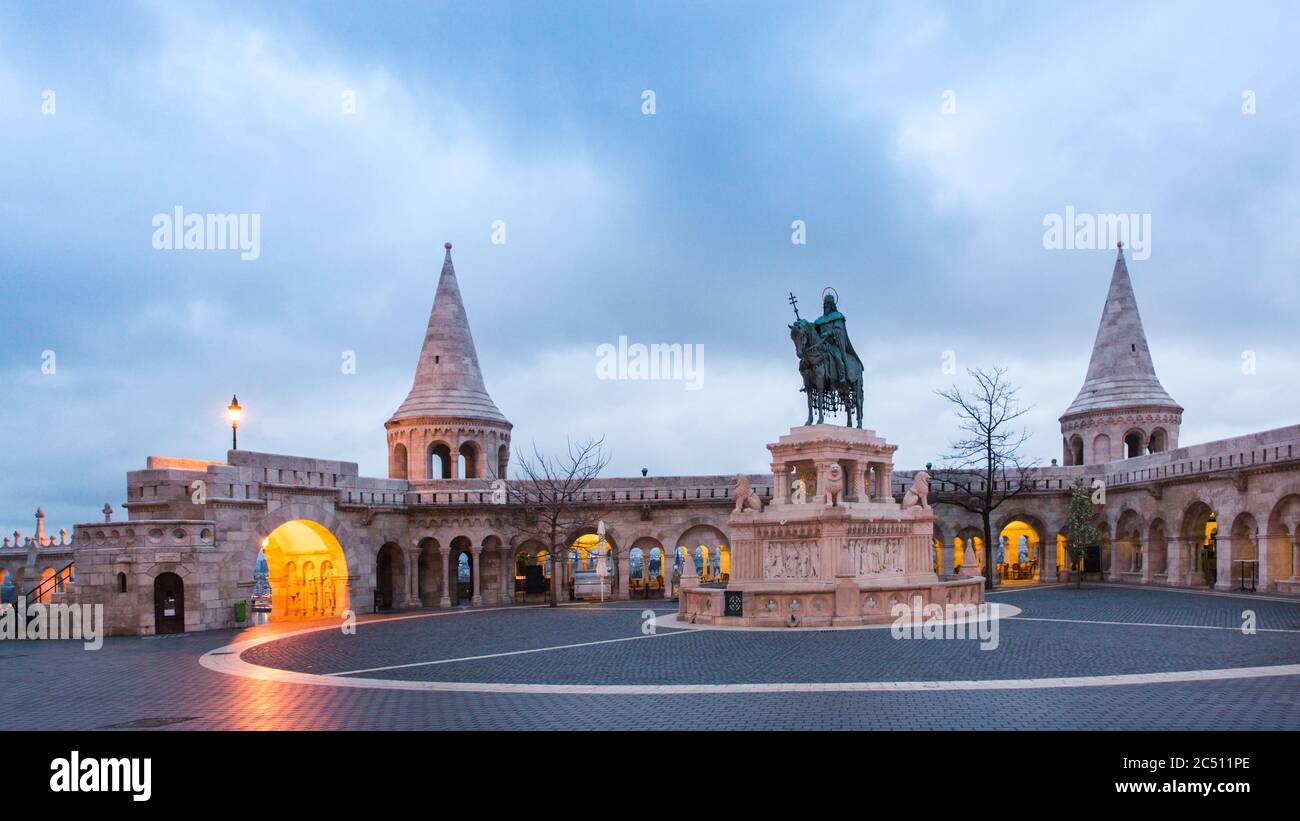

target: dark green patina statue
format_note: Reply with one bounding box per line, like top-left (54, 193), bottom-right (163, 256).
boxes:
top-left (788, 289), bottom-right (864, 427)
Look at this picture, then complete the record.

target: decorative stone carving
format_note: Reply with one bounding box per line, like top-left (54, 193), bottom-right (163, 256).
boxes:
top-left (821, 464), bottom-right (843, 507)
top-left (901, 470), bottom-right (930, 510)
top-left (763, 542), bottom-right (820, 579)
top-left (846, 537), bottom-right (904, 575)
top-left (732, 474), bottom-right (763, 513)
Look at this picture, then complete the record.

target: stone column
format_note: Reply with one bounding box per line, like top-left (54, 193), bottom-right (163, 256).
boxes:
top-left (438, 548), bottom-right (452, 608)
top-left (1292, 531), bottom-right (1300, 580)
top-left (503, 546), bottom-right (516, 603)
top-left (616, 551), bottom-right (630, 600)
top-left (879, 464), bottom-right (893, 502)
top-left (770, 463), bottom-right (788, 505)
top-left (407, 549), bottom-right (422, 607)
top-left (1043, 537), bottom-right (1058, 582)
top-left (470, 546), bottom-right (483, 606)
top-left (664, 549), bottom-right (675, 600)
top-left (940, 540), bottom-right (955, 576)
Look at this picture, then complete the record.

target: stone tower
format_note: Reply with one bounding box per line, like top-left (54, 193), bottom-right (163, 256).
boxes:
top-left (385, 243), bottom-right (511, 482)
top-left (1060, 243), bottom-right (1181, 465)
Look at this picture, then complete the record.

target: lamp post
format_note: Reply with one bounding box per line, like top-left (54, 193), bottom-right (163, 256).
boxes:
top-left (227, 395), bottom-right (242, 450)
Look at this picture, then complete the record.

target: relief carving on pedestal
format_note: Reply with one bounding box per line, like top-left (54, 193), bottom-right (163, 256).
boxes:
top-left (846, 537), bottom-right (904, 575)
top-left (763, 541), bottom-right (821, 579)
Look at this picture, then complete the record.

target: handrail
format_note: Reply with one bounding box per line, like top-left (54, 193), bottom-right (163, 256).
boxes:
top-left (22, 561), bottom-right (74, 603)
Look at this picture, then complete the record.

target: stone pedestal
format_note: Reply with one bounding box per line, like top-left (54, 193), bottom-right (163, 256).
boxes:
top-left (678, 425), bottom-right (983, 627)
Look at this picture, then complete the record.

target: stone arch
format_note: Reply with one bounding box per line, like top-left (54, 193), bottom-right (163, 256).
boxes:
top-left (375, 541), bottom-right (408, 610)
top-left (1146, 517), bottom-right (1169, 577)
top-left (1266, 494), bottom-right (1300, 588)
top-left (496, 444), bottom-right (509, 479)
top-left (1123, 429), bottom-right (1145, 459)
top-left (390, 442), bottom-right (409, 480)
top-left (458, 441), bottom-right (479, 479)
top-left (417, 536), bottom-right (441, 606)
top-left (428, 441), bottom-right (452, 479)
top-left (993, 515), bottom-right (1042, 581)
top-left (674, 523), bottom-right (730, 582)
top-left (1227, 511), bottom-right (1259, 590)
top-left (1092, 433), bottom-right (1111, 464)
top-left (1148, 428), bottom-right (1168, 453)
top-left (1114, 507), bottom-right (1146, 576)
top-left (1068, 434), bottom-right (1084, 466)
top-left (1178, 500), bottom-right (1217, 587)
top-left (447, 535), bottom-right (474, 605)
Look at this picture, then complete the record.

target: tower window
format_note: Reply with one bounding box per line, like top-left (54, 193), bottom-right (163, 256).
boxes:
top-left (435, 355), bottom-right (440, 364)
top-left (1131, 344), bottom-right (1136, 352)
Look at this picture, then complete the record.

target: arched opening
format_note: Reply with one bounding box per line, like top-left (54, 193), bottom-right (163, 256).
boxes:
top-left (677, 524), bottom-right (730, 584)
top-left (38, 567), bottom-right (56, 604)
top-left (260, 520), bottom-right (351, 621)
top-left (153, 572), bottom-right (185, 634)
top-left (417, 537), bottom-right (440, 606)
top-left (1115, 509), bottom-right (1144, 577)
top-left (1147, 519), bottom-right (1168, 579)
top-left (1068, 435), bottom-right (1084, 466)
top-left (448, 536), bottom-right (473, 605)
top-left (513, 541), bottom-right (551, 602)
top-left (997, 519), bottom-right (1042, 582)
top-left (375, 542), bottom-right (407, 611)
top-left (1148, 428), bottom-right (1167, 453)
top-left (568, 532), bottom-right (614, 600)
top-left (497, 444), bottom-right (509, 479)
top-left (459, 442), bottom-right (478, 479)
top-left (1178, 502), bottom-right (1217, 588)
top-left (1091, 433), bottom-right (1111, 464)
top-left (429, 443), bottom-right (452, 479)
top-left (117, 571), bottom-right (127, 593)
top-left (1267, 495), bottom-right (1300, 589)
top-left (1124, 430), bottom-right (1144, 459)
top-left (1229, 512), bottom-right (1259, 590)
top-left (390, 442), bottom-right (409, 480)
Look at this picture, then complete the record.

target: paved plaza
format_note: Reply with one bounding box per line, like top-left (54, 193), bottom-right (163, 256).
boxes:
top-left (2, 584), bottom-right (1298, 731)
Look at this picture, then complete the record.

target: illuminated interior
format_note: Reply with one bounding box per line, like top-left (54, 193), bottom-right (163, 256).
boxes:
top-left (260, 520), bottom-right (349, 621)
top-left (997, 521), bottom-right (1040, 581)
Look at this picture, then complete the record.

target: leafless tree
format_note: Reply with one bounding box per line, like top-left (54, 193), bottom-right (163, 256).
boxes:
top-left (932, 367), bottom-right (1039, 590)
top-left (504, 436), bottom-right (611, 607)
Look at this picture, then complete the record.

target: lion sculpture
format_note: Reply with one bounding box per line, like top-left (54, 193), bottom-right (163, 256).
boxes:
top-left (732, 473), bottom-right (764, 513)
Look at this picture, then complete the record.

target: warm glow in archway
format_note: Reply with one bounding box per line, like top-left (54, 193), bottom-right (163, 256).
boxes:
top-left (261, 520), bottom-right (349, 621)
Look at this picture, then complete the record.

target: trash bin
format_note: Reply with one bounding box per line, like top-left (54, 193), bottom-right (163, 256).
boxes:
top-left (234, 599), bottom-right (247, 622)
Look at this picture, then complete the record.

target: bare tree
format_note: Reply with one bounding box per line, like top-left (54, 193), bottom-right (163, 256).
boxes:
top-left (504, 436), bottom-right (611, 607)
top-left (932, 367), bottom-right (1039, 590)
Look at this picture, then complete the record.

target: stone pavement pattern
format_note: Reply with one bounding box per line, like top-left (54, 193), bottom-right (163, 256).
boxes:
top-left (2, 586), bottom-right (1298, 730)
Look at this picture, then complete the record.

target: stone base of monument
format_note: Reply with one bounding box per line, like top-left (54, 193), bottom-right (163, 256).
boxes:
top-left (677, 425), bottom-right (984, 627)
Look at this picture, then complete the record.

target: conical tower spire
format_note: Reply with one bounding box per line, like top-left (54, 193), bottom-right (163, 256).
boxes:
top-left (1060, 243), bottom-right (1181, 464)
top-left (389, 243), bottom-right (507, 424)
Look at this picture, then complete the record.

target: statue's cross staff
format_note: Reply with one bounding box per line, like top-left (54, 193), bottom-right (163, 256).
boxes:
top-left (788, 291), bottom-right (800, 320)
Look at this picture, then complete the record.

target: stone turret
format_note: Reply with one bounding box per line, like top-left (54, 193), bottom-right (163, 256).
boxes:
top-left (385, 243), bottom-right (512, 482)
top-left (1060, 243), bottom-right (1182, 465)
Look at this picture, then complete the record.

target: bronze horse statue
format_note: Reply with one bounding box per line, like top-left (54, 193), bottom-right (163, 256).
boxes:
top-left (789, 317), bottom-right (864, 427)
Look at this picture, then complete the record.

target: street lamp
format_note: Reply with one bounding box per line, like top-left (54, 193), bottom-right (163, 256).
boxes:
top-left (227, 395), bottom-right (242, 450)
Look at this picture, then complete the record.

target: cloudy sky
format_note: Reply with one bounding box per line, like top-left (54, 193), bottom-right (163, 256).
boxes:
top-left (2, 0), bottom-right (1299, 536)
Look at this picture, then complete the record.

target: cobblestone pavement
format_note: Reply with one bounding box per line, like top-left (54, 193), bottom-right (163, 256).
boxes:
top-left (2, 585), bottom-right (1299, 730)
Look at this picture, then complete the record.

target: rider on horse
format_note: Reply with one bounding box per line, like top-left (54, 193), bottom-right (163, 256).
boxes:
top-left (814, 292), bottom-right (862, 383)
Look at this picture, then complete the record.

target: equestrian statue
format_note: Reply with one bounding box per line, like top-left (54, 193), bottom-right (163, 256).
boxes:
top-left (788, 288), bottom-right (865, 428)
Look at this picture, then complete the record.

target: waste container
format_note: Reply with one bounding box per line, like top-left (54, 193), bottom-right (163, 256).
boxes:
top-left (234, 599), bottom-right (247, 622)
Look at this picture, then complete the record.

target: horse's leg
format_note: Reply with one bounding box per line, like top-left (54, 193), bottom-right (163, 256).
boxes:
top-left (856, 382), bottom-right (864, 428)
top-left (805, 389), bottom-right (814, 426)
